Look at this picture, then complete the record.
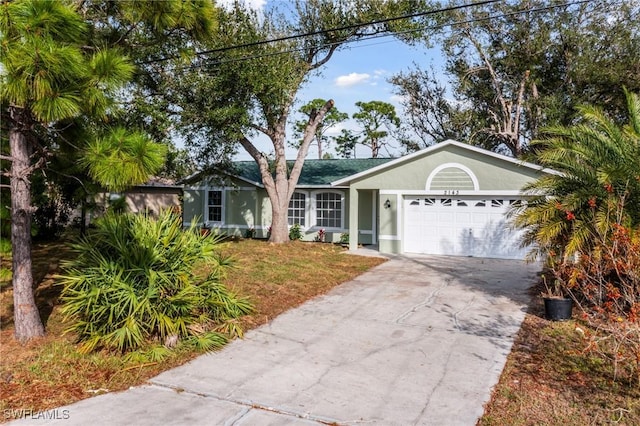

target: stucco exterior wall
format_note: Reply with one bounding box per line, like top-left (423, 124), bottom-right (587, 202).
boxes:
top-left (349, 145), bottom-right (542, 191)
top-left (182, 189), bottom-right (204, 225)
top-left (124, 193), bottom-right (181, 216)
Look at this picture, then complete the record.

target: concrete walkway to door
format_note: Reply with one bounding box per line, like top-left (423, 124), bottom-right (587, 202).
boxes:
top-left (11, 254), bottom-right (540, 426)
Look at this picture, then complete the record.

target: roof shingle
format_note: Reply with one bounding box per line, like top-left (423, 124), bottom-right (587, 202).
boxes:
top-left (230, 158), bottom-right (394, 186)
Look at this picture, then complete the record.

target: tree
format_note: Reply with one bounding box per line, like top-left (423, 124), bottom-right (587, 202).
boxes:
top-left (0, 0), bottom-right (204, 342)
top-left (291, 98), bottom-right (348, 159)
top-left (511, 90), bottom-right (640, 260)
top-left (334, 129), bottom-right (360, 159)
top-left (391, 0), bottom-right (640, 156)
top-left (174, 0), bottom-right (432, 242)
top-left (336, 101), bottom-right (400, 158)
top-left (390, 66), bottom-right (475, 151)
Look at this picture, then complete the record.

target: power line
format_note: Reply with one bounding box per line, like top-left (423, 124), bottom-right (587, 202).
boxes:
top-left (180, 0), bottom-right (599, 69)
top-left (145, 0), bottom-right (503, 64)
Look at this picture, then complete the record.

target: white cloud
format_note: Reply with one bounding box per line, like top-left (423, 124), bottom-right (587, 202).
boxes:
top-left (334, 72), bottom-right (371, 88)
top-left (324, 122), bottom-right (359, 136)
top-left (390, 94), bottom-right (407, 104)
top-left (218, 0), bottom-right (266, 11)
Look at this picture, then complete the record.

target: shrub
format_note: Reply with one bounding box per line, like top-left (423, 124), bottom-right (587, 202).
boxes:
top-left (289, 223), bottom-right (303, 240)
top-left (58, 210), bottom-right (253, 356)
top-left (339, 232), bottom-right (349, 245)
top-left (555, 222), bottom-right (640, 385)
top-left (244, 227), bottom-right (255, 239)
top-left (0, 237), bottom-right (11, 257)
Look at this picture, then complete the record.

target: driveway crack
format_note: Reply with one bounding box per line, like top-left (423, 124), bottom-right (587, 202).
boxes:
top-left (395, 278), bottom-right (452, 325)
top-left (147, 382), bottom-right (337, 425)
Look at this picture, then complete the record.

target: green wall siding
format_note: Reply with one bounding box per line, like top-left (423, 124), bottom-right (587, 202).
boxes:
top-left (226, 189), bottom-right (257, 227)
top-left (379, 194), bottom-right (398, 237)
top-left (183, 189), bottom-right (204, 225)
top-left (350, 145), bottom-right (542, 191)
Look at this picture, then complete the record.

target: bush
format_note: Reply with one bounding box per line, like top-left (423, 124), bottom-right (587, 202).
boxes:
top-left (58, 210), bottom-right (253, 356)
top-left (32, 199), bottom-right (72, 240)
top-left (555, 223), bottom-right (640, 385)
top-left (0, 237), bottom-right (11, 257)
top-left (289, 223), bottom-right (303, 240)
top-left (339, 232), bottom-right (349, 245)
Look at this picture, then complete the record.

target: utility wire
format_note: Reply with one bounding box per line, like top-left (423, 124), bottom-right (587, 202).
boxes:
top-left (177, 0), bottom-right (599, 70)
top-left (145, 0), bottom-right (502, 64)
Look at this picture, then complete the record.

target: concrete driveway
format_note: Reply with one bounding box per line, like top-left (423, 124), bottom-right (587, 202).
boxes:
top-left (11, 254), bottom-right (540, 426)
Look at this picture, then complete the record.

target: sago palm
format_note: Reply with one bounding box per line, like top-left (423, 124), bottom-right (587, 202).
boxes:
top-left (512, 89), bottom-right (640, 259)
top-left (58, 210), bottom-right (253, 355)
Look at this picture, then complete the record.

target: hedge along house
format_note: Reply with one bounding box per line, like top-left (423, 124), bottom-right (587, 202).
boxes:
top-left (182, 140), bottom-right (553, 260)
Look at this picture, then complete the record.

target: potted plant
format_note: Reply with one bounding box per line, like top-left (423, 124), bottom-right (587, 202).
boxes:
top-left (541, 275), bottom-right (573, 321)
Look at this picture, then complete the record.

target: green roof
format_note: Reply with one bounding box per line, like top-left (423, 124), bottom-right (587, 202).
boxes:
top-left (229, 158), bottom-right (394, 186)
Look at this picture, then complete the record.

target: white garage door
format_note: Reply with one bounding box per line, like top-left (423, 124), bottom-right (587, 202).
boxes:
top-left (403, 196), bottom-right (528, 259)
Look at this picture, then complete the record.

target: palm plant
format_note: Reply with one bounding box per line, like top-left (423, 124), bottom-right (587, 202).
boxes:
top-left (512, 89), bottom-right (640, 260)
top-left (58, 210), bottom-right (253, 355)
top-left (1, 0), bottom-right (166, 341)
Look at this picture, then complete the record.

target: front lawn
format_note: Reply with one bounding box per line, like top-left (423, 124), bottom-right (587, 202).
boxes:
top-left (0, 238), bottom-right (385, 418)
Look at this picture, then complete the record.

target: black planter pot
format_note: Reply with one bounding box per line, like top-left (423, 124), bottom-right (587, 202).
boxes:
top-left (543, 297), bottom-right (573, 321)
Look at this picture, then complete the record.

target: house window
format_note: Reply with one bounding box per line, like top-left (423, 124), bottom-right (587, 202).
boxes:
top-left (207, 190), bottom-right (223, 222)
top-left (288, 192), bottom-right (306, 226)
top-left (316, 192), bottom-right (342, 228)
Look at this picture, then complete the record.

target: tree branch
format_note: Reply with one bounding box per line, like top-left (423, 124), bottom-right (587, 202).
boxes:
top-left (288, 99), bottom-right (334, 197)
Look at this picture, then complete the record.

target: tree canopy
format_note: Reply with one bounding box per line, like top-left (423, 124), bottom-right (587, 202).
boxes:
top-left (391, 0), bottom-right (640, 156)
top-left (171, 0), bottom-right (433, 242)
top-left (291, 98), bottom-right (349, 159)
top-left (0, 0), bottom-right (216, 342)
top-left (336, 101), bottom-right (401, 158)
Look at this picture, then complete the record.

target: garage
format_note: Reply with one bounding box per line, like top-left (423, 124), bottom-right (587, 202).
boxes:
top-left (332, 140), bottom-right (551, 259)
top-left (403, 196), bottom-right (528, 259)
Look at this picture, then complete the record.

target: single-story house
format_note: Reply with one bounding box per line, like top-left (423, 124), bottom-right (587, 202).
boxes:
top-left (182, 139), bottom-right (552, 260)
top-left (91, 178), bottom-right (183, 221)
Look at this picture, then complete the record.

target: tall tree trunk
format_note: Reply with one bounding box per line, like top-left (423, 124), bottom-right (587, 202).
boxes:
top-left (371, 138), bottom-right (380, 158)
top-left (240, 100), bottom-right (334, 244)
top-left (9, 112), bottom-right (45, 342)
top-left (269, 195), bottom-right (290, 243)
top-left (268, 131), bottom-right (293, 243)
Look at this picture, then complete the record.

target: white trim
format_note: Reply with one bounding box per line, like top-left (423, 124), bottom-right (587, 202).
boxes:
top-left (187, 185), bottom-right (256, 191)
top-left (426, 162), bottom-right (480, 191)
top-left (295, 185), bottom-right (341, 189)
top-left (311, 189), bottom-right (345, 230)
top-left (223, 224), bottom-right (268, 230)
top-left (396, 193), bottom-right (402, 249)
top-left (372, 192), bottom-right (377, 243)
top-left (331, 139), bottom-right (557, 186)
top-left (379, 234), bottom-right (400, 240)
top-left (205, 188), bottom-right (225, 226)
top-left (380, 189), bottom-right (525, 196)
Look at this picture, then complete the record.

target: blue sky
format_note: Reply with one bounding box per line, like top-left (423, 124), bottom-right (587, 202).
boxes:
top-left (293, 39), bottom-right (442, 159)
top-left (218, 0), bottom-right (445, 160)
top-left (231, 37), bottom-right (444, 161)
